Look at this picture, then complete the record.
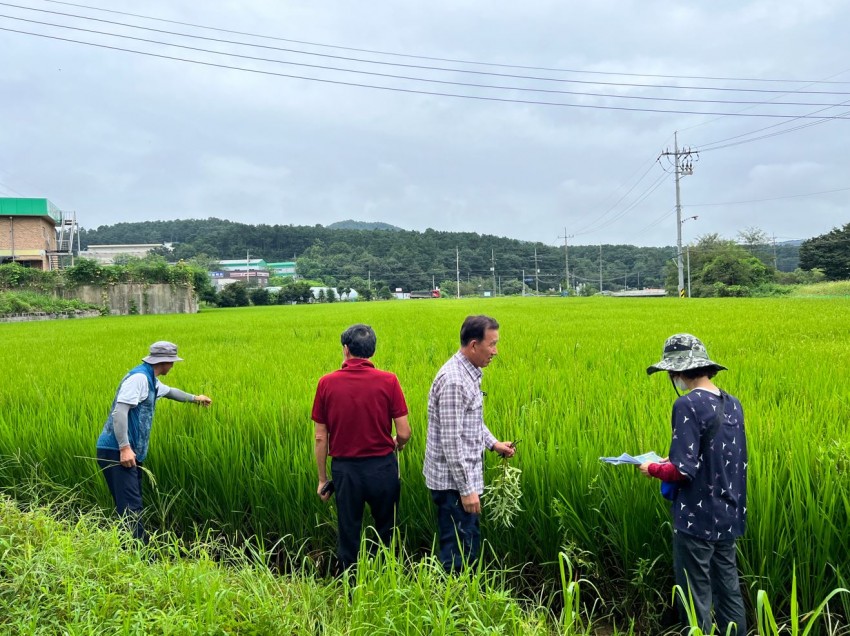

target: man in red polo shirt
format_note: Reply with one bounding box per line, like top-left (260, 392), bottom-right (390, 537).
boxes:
top-left (312, 323), bottom-right (411, 572)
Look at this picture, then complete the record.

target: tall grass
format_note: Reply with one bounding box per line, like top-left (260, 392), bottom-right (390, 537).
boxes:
top-left (0, 494), bottom-right (601, 635)
top-left (791, 280), bottom-right (850, 296)
top-left (1, 297), bottom-right (849, 628)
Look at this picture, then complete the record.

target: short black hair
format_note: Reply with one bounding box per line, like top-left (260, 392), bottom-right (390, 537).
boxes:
top-left (341, 324), bottom-right (376, 358)
top-left (460, 315), bottom-right (499, 346)
top-left (674, 365), bottom-right (721, 380)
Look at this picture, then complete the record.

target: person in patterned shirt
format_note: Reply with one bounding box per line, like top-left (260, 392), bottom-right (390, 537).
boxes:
top-left (423, 314), bottom-right (516, 573)
top-left (639, 333), bottom-right (747, 635)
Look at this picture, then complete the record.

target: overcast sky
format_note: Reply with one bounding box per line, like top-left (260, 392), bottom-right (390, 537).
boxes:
top-left (1, 0), bottom-right (848, 248)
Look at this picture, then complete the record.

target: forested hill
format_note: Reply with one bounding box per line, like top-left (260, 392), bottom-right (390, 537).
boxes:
top-left (77, 218), bottom-right (732, 292)
top-left (326, 220), bottom-right (404, 231)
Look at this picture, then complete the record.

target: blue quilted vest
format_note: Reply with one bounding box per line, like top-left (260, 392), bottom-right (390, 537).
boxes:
top-left (96, 363), bottom-right (158, 462)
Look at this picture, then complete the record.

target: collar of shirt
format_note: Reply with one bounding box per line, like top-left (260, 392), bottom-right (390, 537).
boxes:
top-left (341, 358), bottom-right (376, 371)
top-left (454, 350), bottom-right (482, 383)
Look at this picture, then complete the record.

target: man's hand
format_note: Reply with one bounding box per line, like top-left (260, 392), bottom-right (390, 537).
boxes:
top-left (393, 435), bottom-right (407, 452)
top-left (317, 480), bottom-right (331, 502)
top-left (194, 395), bottom-right (212, 407)
top-left (461, 492), bottom-right (480, 514)
top-left (119, 445), bottom-right (137, 468)
top-left (493, 441), bottom-right (516, 458)
top-left (639, 461), bottom-right (653, 477)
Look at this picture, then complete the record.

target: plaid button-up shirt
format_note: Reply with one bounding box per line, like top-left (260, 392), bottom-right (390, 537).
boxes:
top-left (423, 351), bottom-right (497, 496)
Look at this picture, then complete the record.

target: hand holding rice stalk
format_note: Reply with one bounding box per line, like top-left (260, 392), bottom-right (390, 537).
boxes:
top-left (485, 440), bottom-right (522, 528)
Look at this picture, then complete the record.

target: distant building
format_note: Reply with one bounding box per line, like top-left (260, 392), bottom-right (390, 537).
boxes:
top-left (209, 269), bottom-right (269, 289)
top-left (0, 197), bottom-right (73, 270)
top-left (218, 258), bottom-right (267, 271)
top-left (266, 261), bottom-right (297, 277)
top-left (79, 243), bottom-right (162, 264)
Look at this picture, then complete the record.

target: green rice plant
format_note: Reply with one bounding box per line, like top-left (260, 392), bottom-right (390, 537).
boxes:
top-left (1, 297), bottom-right (849, 629)
top-left (484, 453), bottom-right (523, 528)
top-left (756, 567), bottom-right (850, 636)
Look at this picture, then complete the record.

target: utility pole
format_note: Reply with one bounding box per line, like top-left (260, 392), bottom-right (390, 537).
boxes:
top-left (491, 248), bottom-right (496, 297)
top-left (558, 228), bottom-right (574, 293)
top-left (772, 234), bottom-right (778, 270)
top-left (661, 131), bottom-right (697, 298)
top-left (455, 247), bottom-right (460, 299)
top-left (521, 269), bottom-right (525, 296)
top-left (599, 244), bottom-right (603, 292)
top-left (533, 247), bottom-right (540, 295)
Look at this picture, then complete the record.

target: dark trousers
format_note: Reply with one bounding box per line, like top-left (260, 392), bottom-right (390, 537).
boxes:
top-left (430, 489), bottom-right (481, 573)
top-left (96, 448), bottom-right (147, 543)
top-left (331, 453), bottom-right (400, 571)
top-left (672, 531), bottom-right (746, 635)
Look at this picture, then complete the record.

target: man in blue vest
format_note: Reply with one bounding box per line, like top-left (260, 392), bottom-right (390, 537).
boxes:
top-left (96, 341), bottom-right (212, 542)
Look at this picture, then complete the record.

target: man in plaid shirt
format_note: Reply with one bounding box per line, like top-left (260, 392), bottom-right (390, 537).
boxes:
top-left (424, 315), bottom-right (516, 572)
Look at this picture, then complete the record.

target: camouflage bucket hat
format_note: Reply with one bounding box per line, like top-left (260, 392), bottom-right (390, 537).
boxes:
top-left (646, 333), bottom-right (727, 375)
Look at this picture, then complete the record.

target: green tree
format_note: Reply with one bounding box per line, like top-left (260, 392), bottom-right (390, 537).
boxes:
top-left (799, 223), bottom-right (850, 280)
top-left (500, 278), bottom-right (524, 295)
top-left (218, 282), bottom-right (250, 307)
top-left (665, 234), bottom-right (775, 297)
top-left (249, 288), bottom-right (271, 306)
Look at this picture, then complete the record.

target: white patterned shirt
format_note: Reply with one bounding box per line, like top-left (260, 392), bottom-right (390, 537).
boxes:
top-left (423, 351), bottom-right (497, 496)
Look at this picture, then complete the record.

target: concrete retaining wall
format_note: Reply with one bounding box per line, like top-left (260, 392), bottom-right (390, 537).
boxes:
top-left (60, 284), bottom-right (198, 315)
top-left (0, 310), bottom-right (101, 323)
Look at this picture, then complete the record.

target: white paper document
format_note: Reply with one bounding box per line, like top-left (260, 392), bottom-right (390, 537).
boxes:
top-left (599, 451), bottom-right (664, 466)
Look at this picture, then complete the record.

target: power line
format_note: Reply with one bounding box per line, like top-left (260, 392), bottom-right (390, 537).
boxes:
top-left (697, 107), bottom-right (850, 153)
top-left (695, 94), bottom-right (850, 153)
top-left (29, 0), bottom-right (850, 86)
top-left (570, 158), bottom-right (662, 236)
top-left (0, 180), bottom-right (26, 196)
top-left (629, 206), bottom-right (678, 239)
top-left (678, 67), bottom-right (850, 135)
top-left (5, 10), bottom-right (850, 110)
top-left (575, 171), bottom-right (672, 237)
top-left (689, 186), bottom-right (850, 208)
top-left (9, 26), bottom-right (850, 119)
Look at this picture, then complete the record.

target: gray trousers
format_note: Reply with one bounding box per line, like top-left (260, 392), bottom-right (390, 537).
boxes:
top-left (672, 531), bottom-right (746, 635)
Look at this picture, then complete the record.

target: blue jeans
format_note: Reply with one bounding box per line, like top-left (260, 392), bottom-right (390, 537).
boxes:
top-left (672, 531), bottom-right (746, 635)
top-left (96, 447), bottom-right (147, 543)
top-left (430, 489), bottom-right (480, 573)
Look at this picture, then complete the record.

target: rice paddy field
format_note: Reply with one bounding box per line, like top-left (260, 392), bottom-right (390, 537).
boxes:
top-left (1, 297), bottom-right (849, 629)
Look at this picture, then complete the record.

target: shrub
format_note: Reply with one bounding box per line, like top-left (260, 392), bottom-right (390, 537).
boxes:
top-left (217, 282), bottom-right (250, 307)
top-left (249, 288), bottom-right (271, 306)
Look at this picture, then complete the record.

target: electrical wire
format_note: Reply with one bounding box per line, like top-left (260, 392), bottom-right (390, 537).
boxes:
top-left (575, 171), bottom-right (673, 237)
top-left (569, 159), bottom-right (662, 235)
top-left (629, 206), bottom-right (678, 239)
top-left (30, 0), bottom-right (850, 86)
top-left (4, 11), bottom-right (850, 109)
top-left (689, 186), bottom-right (850, 208)
top-left (8, 26), bottom-right (850, 118)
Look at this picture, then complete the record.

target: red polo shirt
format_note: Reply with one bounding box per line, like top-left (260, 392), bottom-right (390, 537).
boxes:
top-left (311, 358), bottom-right (408, 458)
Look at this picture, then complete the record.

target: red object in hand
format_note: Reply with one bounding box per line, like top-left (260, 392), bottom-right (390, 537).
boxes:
top-left (649, 462), bottom-right (687, 482)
